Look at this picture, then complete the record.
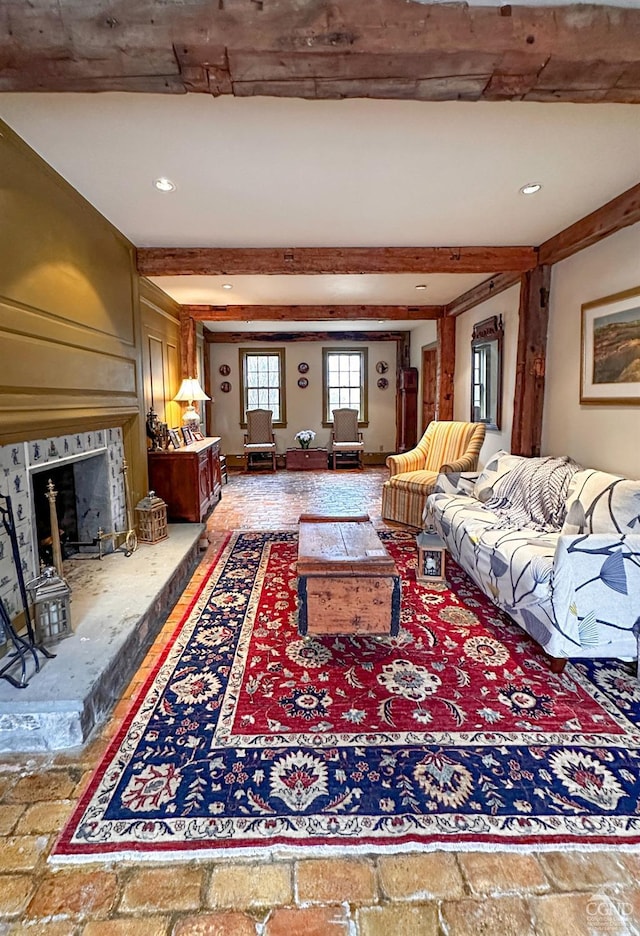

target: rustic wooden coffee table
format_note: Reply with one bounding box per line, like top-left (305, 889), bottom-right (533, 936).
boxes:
top-left (297, 514), bottom-right (401, 637)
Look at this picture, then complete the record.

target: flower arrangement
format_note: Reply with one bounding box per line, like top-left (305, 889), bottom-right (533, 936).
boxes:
top-left (294, 429), bottom-right (316, 449)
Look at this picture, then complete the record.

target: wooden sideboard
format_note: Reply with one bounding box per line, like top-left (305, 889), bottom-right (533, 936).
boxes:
top-left (148, 437), bottom-right (222, 522)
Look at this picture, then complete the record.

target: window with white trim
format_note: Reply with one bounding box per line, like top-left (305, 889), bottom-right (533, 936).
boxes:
top-left (239, 348), bottom-right (286, 427)
top-left (322, 348), bottom-right (368, 425)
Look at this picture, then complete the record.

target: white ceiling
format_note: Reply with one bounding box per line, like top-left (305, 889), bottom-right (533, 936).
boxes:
top-left (0, 93), bottom-right (638, 327)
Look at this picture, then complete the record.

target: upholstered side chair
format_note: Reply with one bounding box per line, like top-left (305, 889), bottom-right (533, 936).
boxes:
top-left (381, 420), bottom-right (486, 528)
top-left (331, 408), bottom-right (364, 469)
top-left (243, 408), bottom-right (277, 472)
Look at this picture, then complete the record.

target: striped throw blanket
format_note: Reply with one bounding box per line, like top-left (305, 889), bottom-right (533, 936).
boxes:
top-left (484, 455), bottom-right (581, 532)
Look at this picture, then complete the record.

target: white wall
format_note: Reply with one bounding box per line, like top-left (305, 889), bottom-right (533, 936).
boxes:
top-left (209, 339), bottom-right (398, 455)
top-left (453, 285), bottom-right (521, 466)
top-left (542, 222), bottom-right (640, 478)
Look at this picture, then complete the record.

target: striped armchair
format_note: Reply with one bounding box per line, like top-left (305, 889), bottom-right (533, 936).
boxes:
top-left (381, 421), bottom-right (486, 529)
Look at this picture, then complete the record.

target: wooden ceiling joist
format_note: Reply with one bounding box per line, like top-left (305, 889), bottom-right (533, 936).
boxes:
top-left (186, 304), bottom-right (442, 322)
top-left (445, 182), bottom-right (640, 317)
top-left (138, 246), bottom-right (537, 277)
top-left (538, 182), bottom-right (640, 267)
top-left (2, 2), bottom-right (639, 103)
top-left (445, 273), bottom-right (522, 318)
top-left (204, 330), bottom-right (409, 344)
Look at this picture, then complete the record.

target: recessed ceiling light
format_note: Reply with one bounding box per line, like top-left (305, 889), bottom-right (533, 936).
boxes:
top-left (153, 177), bottom-right (176, 193)
top-left (222, 283), bottom-right (233, 290)
top-left (415, 284), bottom-right (428, 291)
top-left (520, 182), bottom-right (542, 196)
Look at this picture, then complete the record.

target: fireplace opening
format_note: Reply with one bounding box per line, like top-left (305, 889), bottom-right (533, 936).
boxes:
top-left (30, 451), bottom-right (111, 568)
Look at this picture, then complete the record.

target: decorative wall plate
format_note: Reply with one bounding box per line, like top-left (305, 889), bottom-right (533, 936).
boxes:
top-left (220, 381), bottom-right (232, 393)
top-left (297, 377), bottom-right (309, 389)
top-left (377, 377), bottom-right (389, 390)
top-left (376, 361), bottom-right (389, 374)
top-left (219, 364), bottom-right (231, 376)
top-left (298, 362), bottom-right (309, 374)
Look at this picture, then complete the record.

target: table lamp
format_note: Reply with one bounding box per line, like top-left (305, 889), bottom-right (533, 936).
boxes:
top-left (173, 377), bottom-right (210, 427)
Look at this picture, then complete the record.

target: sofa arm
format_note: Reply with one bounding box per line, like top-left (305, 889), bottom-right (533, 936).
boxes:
top-left (552, 534), bottom-right (640, 651)
top-left (386, 447), bottom-right (425, 476)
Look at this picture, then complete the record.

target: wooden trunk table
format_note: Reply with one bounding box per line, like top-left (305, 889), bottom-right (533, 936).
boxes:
top-left (297, 514), bottom-right (401, 637)
top-left (286, 447), bottom-right (328, 470)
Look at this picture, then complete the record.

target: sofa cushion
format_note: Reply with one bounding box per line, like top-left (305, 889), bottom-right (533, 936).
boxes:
top-left (562, 469), bottom-right (640, 534)
top-left (473, 450), bottom-right (524, 503)
top-left (387, 469), bottom-right (439, 494)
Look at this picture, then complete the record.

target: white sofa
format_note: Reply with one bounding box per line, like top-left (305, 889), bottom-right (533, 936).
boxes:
top-left (425, 451), bottom-right (640, 670)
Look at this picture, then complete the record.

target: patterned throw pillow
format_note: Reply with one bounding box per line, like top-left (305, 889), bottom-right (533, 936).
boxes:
top-left (473, 451), bottom-right (525, 503)
top-left (561, 469), bottom-right (640, 534)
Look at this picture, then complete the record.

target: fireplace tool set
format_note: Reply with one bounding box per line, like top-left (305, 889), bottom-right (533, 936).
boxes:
top-left (95, 458), bottom-right (138, 558)
top-left (0, 494), bottom-right (55, 689)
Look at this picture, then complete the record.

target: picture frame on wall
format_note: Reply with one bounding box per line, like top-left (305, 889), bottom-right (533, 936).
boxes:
top-left (580, 286), bottom-right (640, 405)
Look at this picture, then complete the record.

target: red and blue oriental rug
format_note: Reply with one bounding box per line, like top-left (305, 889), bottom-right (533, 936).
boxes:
top-left (54, 530), bottom-right (640, 860)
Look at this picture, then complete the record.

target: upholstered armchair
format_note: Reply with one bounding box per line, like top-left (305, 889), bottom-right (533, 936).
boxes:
top-left (243, 409), bottom-right (277, 472)
top-left (381, 420), bottom-right (486, 528)
top-left (331, 408), bottom-right (364, 469)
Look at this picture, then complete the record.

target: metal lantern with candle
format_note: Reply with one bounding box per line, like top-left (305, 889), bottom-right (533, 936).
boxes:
top-left (135, 491), bottom-right (168, 544)
top-left (27, 567), bottom-right (72, 645)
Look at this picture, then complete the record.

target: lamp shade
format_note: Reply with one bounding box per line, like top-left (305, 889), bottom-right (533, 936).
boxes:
top-left (173, 378), bottom-right (210, 404)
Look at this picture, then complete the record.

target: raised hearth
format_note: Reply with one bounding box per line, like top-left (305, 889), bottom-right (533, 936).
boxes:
top-left (0, 524), bottom-right (203, 752)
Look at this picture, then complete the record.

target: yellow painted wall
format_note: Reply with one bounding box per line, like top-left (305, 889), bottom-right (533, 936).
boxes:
top-left (0, 119), bottom-right (148, 502)
top-left (139, 278), bottom-right (182, 430)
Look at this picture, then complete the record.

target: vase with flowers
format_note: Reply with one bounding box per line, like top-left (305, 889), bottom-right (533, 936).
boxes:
top-left (294, 429), bottom-right (316, 450)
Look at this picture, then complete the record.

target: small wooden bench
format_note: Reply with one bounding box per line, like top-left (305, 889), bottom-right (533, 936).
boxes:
top-left (297, 514), bottom-right (401, 637)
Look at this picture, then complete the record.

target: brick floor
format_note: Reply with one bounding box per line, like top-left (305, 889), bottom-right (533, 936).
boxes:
top-left (0, 469), bottom-right (636, 934)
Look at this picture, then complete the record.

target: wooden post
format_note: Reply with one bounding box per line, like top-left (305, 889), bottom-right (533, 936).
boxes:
top-left (179, 308), bottom-right (197, 379)
top-left (435, 316), bottom-right (455, 420)
top-left (511, 265), bottom-right (551, 457)
top-left (203, 337), bottom-right (213, 437)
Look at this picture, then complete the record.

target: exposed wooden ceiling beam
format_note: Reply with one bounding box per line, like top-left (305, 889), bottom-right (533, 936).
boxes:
top-left (1, 3), bottom-right (639, 103)
top-left (204, 330), bottom-right (408, 344)
top-left (138, 246), bottom-right (536, 277)
top-left (538, 182), bottom-right (640, 267)
top-left (186, 304), bottom-right (443, 322)
top-left (445, 272), bottom-right (523, 318)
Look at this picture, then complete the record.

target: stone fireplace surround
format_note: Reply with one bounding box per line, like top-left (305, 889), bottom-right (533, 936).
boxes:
top-left (0, 426), bottom-right (204, 752)
top-left (0, 426), bottom-right (127, 627)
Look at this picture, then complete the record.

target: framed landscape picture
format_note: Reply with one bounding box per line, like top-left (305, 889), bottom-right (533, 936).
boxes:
top-left (580, 286), bottom-right (640, 405)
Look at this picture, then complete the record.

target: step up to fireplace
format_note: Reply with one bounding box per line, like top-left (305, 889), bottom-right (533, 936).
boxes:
top-left (0, 524), bottom-right (203, 752)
